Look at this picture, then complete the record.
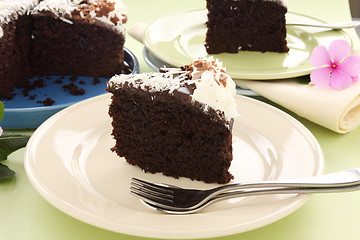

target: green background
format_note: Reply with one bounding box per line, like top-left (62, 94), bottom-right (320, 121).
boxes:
top-left (1, 0), bottom-right (360, 239)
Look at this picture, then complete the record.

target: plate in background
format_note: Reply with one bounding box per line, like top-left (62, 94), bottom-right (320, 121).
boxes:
top-left (1, 48), bottom-right (139, 129)
top-left (144, 9), bottom-right (353, 80)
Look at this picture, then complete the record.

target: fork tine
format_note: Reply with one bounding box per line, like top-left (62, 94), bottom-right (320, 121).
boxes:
top-left (130, 181), bottom-right (173, 201)
top-left (130, 190), bottom-right (179, 213)
top-left (131, 178), bottom-right (173, 194)
top-left (130, 186), bottom-right (173, 204)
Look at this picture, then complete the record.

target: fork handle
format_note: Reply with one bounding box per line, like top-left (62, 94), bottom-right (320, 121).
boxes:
top-left (210, 183), bottom-right (360, 205)
top-left (216, 168), bottom-right (360, 194)
top-left (286, 21), bottom-right (360, 29)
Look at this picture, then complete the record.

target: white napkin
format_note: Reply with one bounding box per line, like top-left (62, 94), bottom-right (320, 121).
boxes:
top-left (128, 23), bottom-right (360, 133)
top-left (127, 22), bottom-right (149, 44)
top-left (235, 78), bottom-right (360, 133)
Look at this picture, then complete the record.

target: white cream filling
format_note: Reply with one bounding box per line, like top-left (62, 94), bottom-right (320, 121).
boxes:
top-left (0, 0), bottom-right (39, 38)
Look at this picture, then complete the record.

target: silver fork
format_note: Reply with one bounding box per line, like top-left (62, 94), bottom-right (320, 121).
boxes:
top-left (137, 184), bottom-right (360, 214)
top-left (130, 168), bottom-right (360, 214)
top-left (286, 20), bottom-right (360, 29)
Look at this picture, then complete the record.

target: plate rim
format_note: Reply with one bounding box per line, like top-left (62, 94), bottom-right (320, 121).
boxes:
top-left (24, 93), bottom-right (325, 239)
top-left (144, 9), bottom-right (353, 80)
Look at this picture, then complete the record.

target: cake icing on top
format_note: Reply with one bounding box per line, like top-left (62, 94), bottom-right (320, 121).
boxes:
top-left (0, 0), bottom-right (128, 37)
top-left (0, 0), bottom-right (39, 18)
top-left (0, 0), bottom-right (39, 37)
top-left (32, 0), bottom-right (127, 33)
top-left (108, 57), bottom-right (238, 124)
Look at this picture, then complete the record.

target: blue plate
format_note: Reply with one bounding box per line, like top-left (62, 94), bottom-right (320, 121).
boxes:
top-left (1, 47), bottom-right (139, 129)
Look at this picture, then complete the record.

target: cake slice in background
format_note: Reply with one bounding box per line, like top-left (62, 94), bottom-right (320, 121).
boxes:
top-left (30, 0), bottom-right (128, 78)
top-left (106, 57), bottom-right (238, 184)
top-left (0, 0), bottom-right (39, 99)
top-left (0, 0), bottom-right (128, 99)
top-left (205, 0), bottom-right (289, 54)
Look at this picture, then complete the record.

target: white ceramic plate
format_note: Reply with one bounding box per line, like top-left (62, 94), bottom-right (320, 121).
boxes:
top-left (144, 9), bottom-right (352, 80)
top-left (24, 94), bottom-right (324, 239)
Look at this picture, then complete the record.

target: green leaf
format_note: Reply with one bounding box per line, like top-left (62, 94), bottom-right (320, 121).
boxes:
top-left (0, 101), bottom-right (4, 122)
top-left (0, 162), bottom-right (15, 180)
top-left (297, 75), bottom-right (311, 85)
top-left (0, 133), bottom-right (31, 161)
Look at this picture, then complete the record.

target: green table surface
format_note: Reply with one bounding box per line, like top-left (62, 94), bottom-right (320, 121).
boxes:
top-left (1, 0), bottom-right (360, 239)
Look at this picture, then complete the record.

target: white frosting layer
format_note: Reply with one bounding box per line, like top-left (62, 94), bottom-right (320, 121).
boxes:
top-left (32, 0), bottom-right (127, 33)
top-left (0, 0), bottom-right (39, 37)
top-left (0, 0), bottom-right (38, 17)
top-left (190, 58), bottom-right (238, 122)
top-left (0, 0), bottom-right (127, 38)
top-left (109, 70), bottom-right (187, 93)
top-left (108, 57), bottom-right (239, 122)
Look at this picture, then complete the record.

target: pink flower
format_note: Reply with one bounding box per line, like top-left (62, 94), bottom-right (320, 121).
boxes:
top-left (309, 40), bottom-right (360, 90)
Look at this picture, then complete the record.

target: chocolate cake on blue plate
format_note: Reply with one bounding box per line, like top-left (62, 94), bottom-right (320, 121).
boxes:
top-left (0, 0), bottom-right (128, 99)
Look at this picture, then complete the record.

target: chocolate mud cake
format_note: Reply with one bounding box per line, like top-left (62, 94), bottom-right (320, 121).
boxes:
top-left (0, 0), bottom-right (39, 99)
top-left (0, 0), bottom-right (128, 99)
top-left (107, 57), bottom-right (238, 184)
top-left (205, 0), bottom-right (289, 54)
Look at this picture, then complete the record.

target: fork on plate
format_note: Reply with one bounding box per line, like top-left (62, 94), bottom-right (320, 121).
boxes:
top-left (130, 168), bottom-right (360, 214)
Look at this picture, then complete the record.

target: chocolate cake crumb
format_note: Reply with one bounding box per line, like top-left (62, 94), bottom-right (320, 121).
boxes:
top-left (63, 82), bottom-right (86, 95)
top-left (23, 89), bottom-right (31, 97)
top-left (54, 78), bottom-right (63, 84)
top-left (79, 80), bottom-right (85, 84)
top-left (37, 97), bottom-right (55, 106)
top-left (22, 78), bottom-right (46, 96)
top-left (33, 79), bottom-right (46, 88)
top-left (93, 77), bottom-right (100, 85)
top-left (29, 95), bottom-right (37, 100)
top-left (70, 75), bottom-right (78, 82)
top-left (7, 93), bottom-right (16, 100)
top-left (23, 85), bottom-right (34, 96)
top-left (42, 97), bottom-right (55, 106)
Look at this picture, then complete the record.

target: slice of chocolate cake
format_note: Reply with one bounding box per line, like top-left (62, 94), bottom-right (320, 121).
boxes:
top-left (205, 0), bottom-right (289, 54)
top-left (106, 57), bottom-right (238, 184)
